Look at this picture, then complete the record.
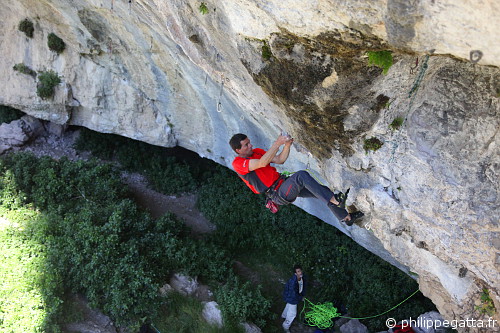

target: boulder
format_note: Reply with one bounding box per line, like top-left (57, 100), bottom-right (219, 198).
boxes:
top-left (202, 301), bottom-right (223, 328)
top-left (159, 283), bottom-right (173, 296)
top-left (340, 319), bottom-right (369, 333)
top-left (412, 311), bottom-right (448, 333)
top-left (169, 273), bottom-right (199, 296)
top-left (0, 116), bottom-right (44, 154)
top-left (241, 322), bottom-right (262, 333)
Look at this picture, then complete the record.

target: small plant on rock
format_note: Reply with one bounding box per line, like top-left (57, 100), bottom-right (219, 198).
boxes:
top-left (475, 288), bottom-right (496, 316)
top-left (262, 41), bottom-right (272, 61)
top-left (198, 2), bottom-right (209, 15)
top-left (47, 33), bottom-right (66, 54)
top-left (389, 117), bottom-right (404, 130)
top-left (37, 70), bottom-right (61, 99)
top-left (13, 63), bottom-right (37, 78)
top-left (363, 137), bottom-right (383, 153)
top-left (367, 50), bottom-right (393, 75)
top-left (18, 18), bottom-right (34, 38)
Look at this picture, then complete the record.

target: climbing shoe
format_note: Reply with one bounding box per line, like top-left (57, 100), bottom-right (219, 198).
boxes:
top-left (334, 188), bottom-right (350, 209)
top-left (343, 211), bottom-right (364, 226)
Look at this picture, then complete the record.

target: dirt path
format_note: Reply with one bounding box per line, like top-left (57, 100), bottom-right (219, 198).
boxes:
top-left (122, 171), bottom-right (215, 234)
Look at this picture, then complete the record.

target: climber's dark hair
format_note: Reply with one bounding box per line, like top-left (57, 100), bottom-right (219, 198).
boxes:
top-left (229, 133), bottom-right (247, 152)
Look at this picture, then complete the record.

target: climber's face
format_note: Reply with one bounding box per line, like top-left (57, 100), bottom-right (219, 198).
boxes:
top-left (236, 138), bottom-right (253, 157)
top-left (295, 268), bottom-right (303, 280)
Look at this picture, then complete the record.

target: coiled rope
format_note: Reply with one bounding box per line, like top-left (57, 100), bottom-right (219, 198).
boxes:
top-left (300, 289), bottom-right (421, 329)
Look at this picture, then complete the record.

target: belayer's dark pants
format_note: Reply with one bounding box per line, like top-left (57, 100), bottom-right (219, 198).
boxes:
top-left (274, 170), bottom-right (349, 220)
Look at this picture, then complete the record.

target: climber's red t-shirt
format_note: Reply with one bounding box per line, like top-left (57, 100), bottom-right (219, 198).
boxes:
top-left (232, 148), bottom-right (280, 194)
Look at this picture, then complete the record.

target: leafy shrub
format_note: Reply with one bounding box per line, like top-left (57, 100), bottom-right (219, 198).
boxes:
top-left (0, 210), bottom-right (64, 332)
top-left (0, 153), bottom-right (191, 329)
top-left (199, 2), bottom-right (209, 14)
top-left (389, 117), bottom-right (404, 130)
top-left (37, 70), bottom-right (61, 99)
top-left (475, 288), bottom-right (496, 316)
top-left (0, 105), bottom-right (24, 124)
top-left (173, 239), bottom-right (232, 282)
top-left (18, 18), bottom-right (34, 38)
top-left (367, 50), bottom-right (393, 75)
top-left (215, 274), bottom-right (271, 326)
top-left (47, 33), bottom-right (66, 54)
top-left (363, 137), bottom-right (384, 153)
top-left (13, 63), bottom-right (37, 77)
top-left (262, 41), bottom-right (272, 61)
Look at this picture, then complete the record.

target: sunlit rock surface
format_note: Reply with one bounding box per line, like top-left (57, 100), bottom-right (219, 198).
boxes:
top-left (0, 1), bottom-right (499, 329)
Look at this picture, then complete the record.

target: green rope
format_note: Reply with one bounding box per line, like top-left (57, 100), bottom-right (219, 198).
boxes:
top-left (301, 289), bottom-right (421, 329)
top-left (302, 299), bottom-right (340, 329)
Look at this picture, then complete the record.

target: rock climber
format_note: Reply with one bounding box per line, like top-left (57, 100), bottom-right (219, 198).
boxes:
top-left (281, 264), bottom-right (306, 332)
top-left (229, 133), bottom-right (364, 225)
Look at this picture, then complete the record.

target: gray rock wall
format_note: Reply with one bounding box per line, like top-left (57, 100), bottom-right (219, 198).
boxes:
top-left (0, 0), bottom-right (499, 329)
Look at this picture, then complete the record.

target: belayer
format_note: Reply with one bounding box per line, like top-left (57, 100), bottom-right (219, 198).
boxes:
top-left (229, 133), bottom-right (364, 225)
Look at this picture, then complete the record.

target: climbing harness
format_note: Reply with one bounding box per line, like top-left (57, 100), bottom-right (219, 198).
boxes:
top-left (300, 289), bottom-right (421, 330)
top-left (264, 174), bottom-right (289, 213)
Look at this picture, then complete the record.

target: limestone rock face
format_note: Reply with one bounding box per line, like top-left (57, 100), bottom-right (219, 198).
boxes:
top-left (0, 0), bottom-right (499, 330)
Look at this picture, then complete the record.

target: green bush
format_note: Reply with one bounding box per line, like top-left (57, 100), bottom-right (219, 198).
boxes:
top-left (199, 2), bottom-right (209, 15)
top-left (37, 70), bottom-right (61, 99)
top-left (389, 117), bottom-right (404, 130)
top-left (0, 153), bottom-right (191, 329)
top-left (367, 50), bottom-right (393, 75)
top-left (475, 288), bottom-right (496, 316)
top-left (262, 42), bottom-right (272, 61)
top-left (363, 137), bottom-right (384, 153)
top-left (215, 274), bottom-right (271, 327)
top-left (13, 63), bottom-right (37, 77)
top-left (18, 18), bottom-right (34, 38)
top-left (174, 240), bottom-right (232, 282)
top-left (0, 211), bottom-right (64, 332)
top-left (0, 105), bottom-right (24, 124)
top-left (47, 33), bottom-right (66, 54)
